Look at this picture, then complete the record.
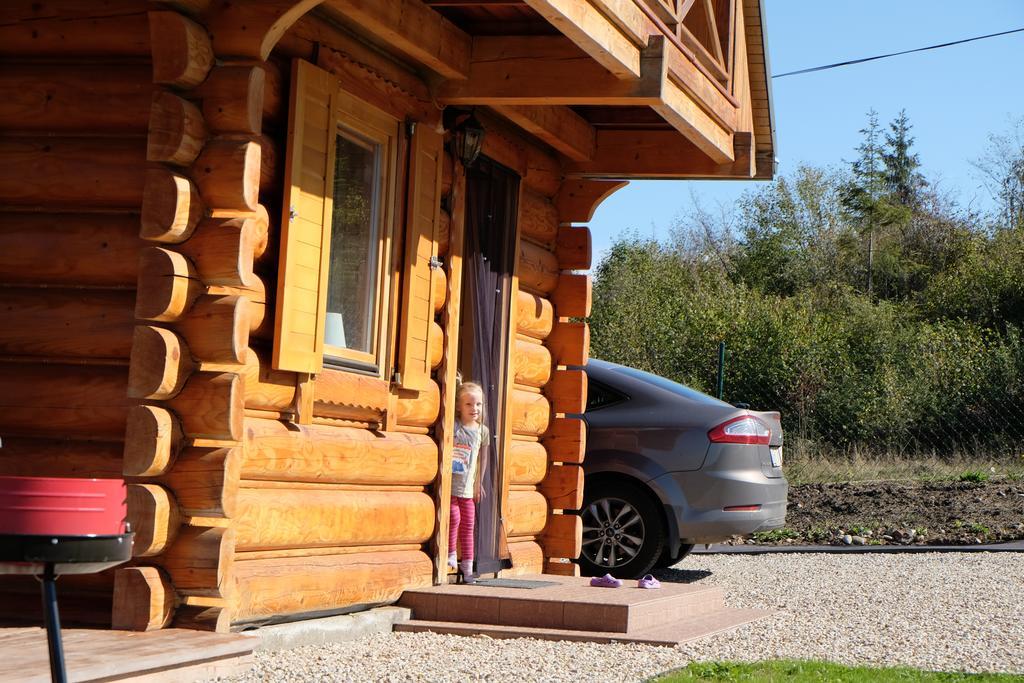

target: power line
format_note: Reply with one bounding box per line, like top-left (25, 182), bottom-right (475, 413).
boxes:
top-left (773, 26), bottom-right (1024, 78)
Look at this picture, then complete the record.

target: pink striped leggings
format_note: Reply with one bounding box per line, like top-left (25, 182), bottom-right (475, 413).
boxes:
top-left (449, 496), bottom-right (475, 562)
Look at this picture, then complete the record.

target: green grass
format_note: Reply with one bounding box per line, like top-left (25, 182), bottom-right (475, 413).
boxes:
top-left (959, 470), bottom-right (991, 483)
top-left (652, 660), bottom-right (1024, 682)
top-left (751, 528), bottom-right (801, 542)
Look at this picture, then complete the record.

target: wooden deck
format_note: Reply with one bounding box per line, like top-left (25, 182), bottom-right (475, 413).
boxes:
top-left (0, 627), bottom-right (255, 683)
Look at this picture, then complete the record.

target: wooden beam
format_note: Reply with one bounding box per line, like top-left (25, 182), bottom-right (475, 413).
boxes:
top-left (567, 129), bottom-right (752, 179)
top-left (523, 0), bottom-right (642, 78)
top-left (438, 36), bottom-right (662, 106)
top-left (323, 0), bottom-right (470, 81)
top-left (491, 105), bottom-right (596, 162)
top-left (205, 0), bottom-right (326, 60)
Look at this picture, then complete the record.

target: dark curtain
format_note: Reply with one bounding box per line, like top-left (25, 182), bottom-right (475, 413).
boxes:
top-left (464, 156), bottom-right (520, 575)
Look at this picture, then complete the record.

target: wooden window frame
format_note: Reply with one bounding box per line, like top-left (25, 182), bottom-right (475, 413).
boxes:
top-left (321, 92), bottom-right (400, 377)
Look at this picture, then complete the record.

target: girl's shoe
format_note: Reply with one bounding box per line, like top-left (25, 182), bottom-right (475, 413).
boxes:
top-left (447, 552), bottom-right (458, 570)
top-left (589, 573), bottom-right (623, 588)
top-left (637, 574), bottom-right (661, 589)
top-left (459, 560), bottom-right (477, 584)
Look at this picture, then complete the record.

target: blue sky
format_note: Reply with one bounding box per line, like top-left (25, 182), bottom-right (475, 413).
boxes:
top-left (587, 0), bottom-right (1024, 262)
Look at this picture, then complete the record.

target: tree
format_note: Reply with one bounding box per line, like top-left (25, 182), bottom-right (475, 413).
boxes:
top-left (972, 117), bottom-right (1024, 230)
top-left (883, 109), bottom-right (927, 209)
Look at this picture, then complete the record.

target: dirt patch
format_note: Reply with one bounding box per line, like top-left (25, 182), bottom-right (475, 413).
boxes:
top-left (735, 480), bottom-right (1024, 546)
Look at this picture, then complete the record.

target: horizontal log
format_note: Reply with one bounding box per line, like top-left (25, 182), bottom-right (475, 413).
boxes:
top-left (0, 437), bottom-right (123, 479)
top-left (176, 294), bottom-right (252, 364)
top-left (313, 370), bottom-right (389, 423)
top-left (543, 560), bottom-right (580, 576)
top-left (539, 463), bottom-right (584, 510)
top-left (0, 137), bottom-right (146, 208)
top-left (173, 604), bottom-right (231, 633)
top-left (510, 388), bottom-right (551, 437)
top-left (261, 58), bottom-right (287, 129)
top-left (127, 325), bottom-right (194, 400)
top-left (0, 64), bottom-right (153, 134)
top-left (518, 240), bottom-right (559, 294)
top-left (157, 525), bottom-right (235, 597)
top-left (193, 138), bottom-right (261, 213)
top-left (506, 540), bottom-right (544, 575)
top-left (0, 2), bottom-right (150, 59)
top-left (395, 379), bottom-right (441, 427)
top-left (193, 65), bottom-right (266, 135)
top-left (508, 440), bottom-right (548, 486)
top-left (236, 543), bottom-right (423, 562)
top-left (128, 483), bottom-right (181, 558)
top-left (255, 133), bottom-right (280, 195)
top-left (140, 167), bottom-right (204, 244)
top-left (177, 207), bottom-right (268, 288)
top-left (149, 10), bottom-right (213, 89)
top-left (542, 417), bottom-right (586, 464)
top-left (516, 290), bottom-right (553, 340)
top-left (112, 567), bottom-right (175, 631)
top-left (554, 179), bottom-right (627, 223)
top-left (0, 287), bottom-right (135, 359)
top-left (437, 209), bottom-right (451, 257)
top-left (546, 321), bottom-right (590, 367)
top-left (236, 346), bottom-right (295, 412)
top-left (242, 418), bottom-right (438, 485)
top-left (235, 489), bottom-right (435, 551)
top-left (519, 189), bottom-right (559, 246)
top-left (556, 225), bottom-right (592, 270)
top-left (0, 212), bottom-right (142, 287)
top-left (232, 550), bottom-right (432, 621)
top-left (123, 405), bottom-right (183, 478)
top-left (0, 362), bottom-right (128, 440)
top-left (135, 247), bottom-right (202, 322)
top-left (148, 90), bottom-right (208, 167)
top-left (551, 273), bottom-right (592, 319)
top-left (169, 371), bottom-right (244, 441)
top-left (429, 321), bottom-right (444, 370)
top-left (506, 489), bottom-right (548, 537)
top-left (541, 513), bottom-right (582, 560)
top-left (159, 446), bottom-right (241, 518)
top-left (545, 369), bottom-right (588, 415)
top-left (433, 265), bottom-right (447, 312)
top-left (441, 150), bottom-right (453, 197)
top-left (513, 337), bottom-right (552, 388)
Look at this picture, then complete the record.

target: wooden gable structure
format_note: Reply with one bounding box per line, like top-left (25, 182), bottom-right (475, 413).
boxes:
top-left (0, 0), bottom-right (774, 631)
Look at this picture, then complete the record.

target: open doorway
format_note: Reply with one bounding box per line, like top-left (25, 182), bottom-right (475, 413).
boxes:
top-left (457, 156), bottom-right (520, 576)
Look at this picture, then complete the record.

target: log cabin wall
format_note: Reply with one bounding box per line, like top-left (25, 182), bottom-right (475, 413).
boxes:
top-left (0, 1), bottom-right (591, 631)
top-left (0, 0), bottom-right (154, 625)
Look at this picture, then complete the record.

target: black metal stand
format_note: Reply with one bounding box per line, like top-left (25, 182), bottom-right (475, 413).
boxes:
top-left (40, 563), bottom-right (67, 683)
top-left (0, 533), bottom-right (132, 683)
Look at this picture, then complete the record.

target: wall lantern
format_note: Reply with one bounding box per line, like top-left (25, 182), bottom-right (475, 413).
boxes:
top-left (444, 108), bottom-right (486, 168)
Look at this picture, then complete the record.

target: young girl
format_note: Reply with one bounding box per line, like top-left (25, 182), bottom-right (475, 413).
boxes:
top-left (449, 381), bottom-right (487, 583)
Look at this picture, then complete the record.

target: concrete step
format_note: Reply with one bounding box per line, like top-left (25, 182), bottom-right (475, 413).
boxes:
top-left (398, 574), bottom-right (728, 634)
top-left (394, 606), bottom-right (771, 647)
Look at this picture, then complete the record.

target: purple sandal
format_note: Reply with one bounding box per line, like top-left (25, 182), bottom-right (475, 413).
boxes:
top-left (589, 573), bottom-right (623, 588)
top-left (637, 574), bottom-right (661, 589)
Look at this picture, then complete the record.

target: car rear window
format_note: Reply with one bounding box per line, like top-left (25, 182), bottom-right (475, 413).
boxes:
top-left (612, 366), bottom-right (732, 407)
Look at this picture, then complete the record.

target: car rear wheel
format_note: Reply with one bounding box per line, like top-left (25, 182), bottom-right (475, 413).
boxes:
top-left (579, 480), bottom-right (664, 579)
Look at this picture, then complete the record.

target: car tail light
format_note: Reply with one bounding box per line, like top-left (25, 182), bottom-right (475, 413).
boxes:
top-left (708, 415), bottom-right (771, 445)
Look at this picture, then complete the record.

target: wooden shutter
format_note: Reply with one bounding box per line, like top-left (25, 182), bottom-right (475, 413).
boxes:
top-left (396, 123), bottom-right (444, 391)
top-left (272, 59), bottom-right (339, 373)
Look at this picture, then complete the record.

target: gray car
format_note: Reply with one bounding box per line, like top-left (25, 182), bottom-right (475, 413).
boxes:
top-left (579, 359), bottom-right (788, 578)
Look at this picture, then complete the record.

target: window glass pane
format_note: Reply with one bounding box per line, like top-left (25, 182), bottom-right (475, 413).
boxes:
top-left (325, 129), bottom-right (381, 355)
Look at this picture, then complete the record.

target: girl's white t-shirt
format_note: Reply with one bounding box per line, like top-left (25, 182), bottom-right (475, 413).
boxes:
top-left (451, 422), bottom-right (486, 499)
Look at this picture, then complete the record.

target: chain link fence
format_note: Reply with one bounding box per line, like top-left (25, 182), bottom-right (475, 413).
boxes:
top-left (673, 341), bottom-right (1024, 485)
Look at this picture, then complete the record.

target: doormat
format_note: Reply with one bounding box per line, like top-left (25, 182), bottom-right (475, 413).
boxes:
top-left (471, 579), bottom-right (559, 589)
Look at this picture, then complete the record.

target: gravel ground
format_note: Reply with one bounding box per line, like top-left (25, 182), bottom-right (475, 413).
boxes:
top-left (223, 552), bottom-right (1024, 682)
